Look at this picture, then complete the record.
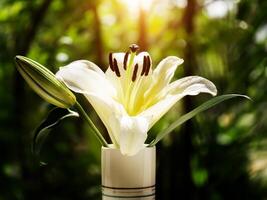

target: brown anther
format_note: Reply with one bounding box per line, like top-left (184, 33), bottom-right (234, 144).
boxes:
top-left (129, 44), bottom-right (139, 53)
top-left (141, 56), bottom-right (147, 76)
top-left (145, 56), bottom-right (151, 76)
top-left (123, 51), bottom-right (129, 70)
top-left (132, 64), bottom-right (139, 82)
top-left (113, 58), bottom-right (121, 77)
top-left (109, 53), bottom-right (114, 71)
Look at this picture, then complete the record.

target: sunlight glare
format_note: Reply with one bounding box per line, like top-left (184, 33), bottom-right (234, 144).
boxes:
top-left (205, 0), bottom-right (235, 18)
top-left (123, 0), bottom-right (153, 11)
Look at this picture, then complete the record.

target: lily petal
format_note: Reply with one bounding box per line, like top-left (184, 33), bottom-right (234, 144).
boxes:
top-left (152, 56), bottom-right (184, 89)
top-left (56, 60), bottom-right (121, 145)
top-left (168, 76), bottom-right (217, 96)
top-left (144, 56), bottom-right (184, 106)
top-left (84, 93), bottom-right (126, 146)
top-left (140, 95), bottom-right (179, 129)
top-left (141, 76), bottom-right (217, 128)
top-left (56, 60), bottom-right (115, 97)
top-left (118, 115), bottom-right (149, 156)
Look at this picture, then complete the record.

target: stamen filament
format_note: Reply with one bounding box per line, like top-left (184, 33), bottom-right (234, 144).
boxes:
top-left (128, 71), bottom-right (147, 115)
top-left (125, 51), bottom-right (136, 83)
top-left (124, 51), bottom-right (137, 108)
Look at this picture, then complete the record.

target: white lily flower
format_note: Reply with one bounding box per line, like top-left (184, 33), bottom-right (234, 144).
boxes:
top-left (56, 44), bottom-right (217, 156)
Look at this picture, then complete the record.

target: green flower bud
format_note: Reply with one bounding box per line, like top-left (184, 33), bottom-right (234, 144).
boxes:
top-left (15, 55), bottom-right (76, 108)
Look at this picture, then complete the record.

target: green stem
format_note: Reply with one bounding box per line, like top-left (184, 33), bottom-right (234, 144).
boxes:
top-left (75, 102), bottom-right (108, 147)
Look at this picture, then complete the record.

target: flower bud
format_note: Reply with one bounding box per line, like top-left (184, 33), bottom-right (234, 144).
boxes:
top-left (15, 55), bottom-right (76, 108)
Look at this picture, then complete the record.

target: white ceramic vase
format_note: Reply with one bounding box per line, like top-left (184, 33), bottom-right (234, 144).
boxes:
top-left (101, 146), bottom-right (156, 199)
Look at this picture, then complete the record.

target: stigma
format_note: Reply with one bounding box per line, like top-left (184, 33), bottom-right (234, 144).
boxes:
top-left (129, 44), bottom-right (139, 53)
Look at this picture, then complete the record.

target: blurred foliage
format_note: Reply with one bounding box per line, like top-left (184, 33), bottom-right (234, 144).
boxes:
top-left (1, 0), bottom-right (267, 199)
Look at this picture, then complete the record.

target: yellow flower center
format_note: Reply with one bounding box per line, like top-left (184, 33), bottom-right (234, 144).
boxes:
top-left (109, 44), bottom-right (157, 116)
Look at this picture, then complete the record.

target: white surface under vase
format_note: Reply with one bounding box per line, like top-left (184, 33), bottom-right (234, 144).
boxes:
top-left (101, 146), bottom-right (156, 200)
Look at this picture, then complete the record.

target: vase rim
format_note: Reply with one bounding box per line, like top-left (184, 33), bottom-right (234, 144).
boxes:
top-left (102, 144), bottom-right (155, 150)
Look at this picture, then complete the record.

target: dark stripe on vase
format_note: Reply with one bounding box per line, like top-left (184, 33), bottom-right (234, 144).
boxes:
top-left (102, 185), bottom-right (156, 190)
top-left (102, 193), bottom-right (156, 198)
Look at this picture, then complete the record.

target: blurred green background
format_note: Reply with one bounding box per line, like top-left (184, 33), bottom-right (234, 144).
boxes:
top-left (1, 0), bottom-right (267, 199)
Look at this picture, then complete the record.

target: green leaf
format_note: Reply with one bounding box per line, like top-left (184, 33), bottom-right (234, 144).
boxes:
top-left (149, 94), bottom-right (250, 146)
top-left (32, 107), bottom-right (79, 155)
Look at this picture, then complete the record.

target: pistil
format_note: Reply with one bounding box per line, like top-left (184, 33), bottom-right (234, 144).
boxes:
top-left (129, 44), bottom-right (139, 53)
top-left (126, 44), bottom-right (139, 82)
